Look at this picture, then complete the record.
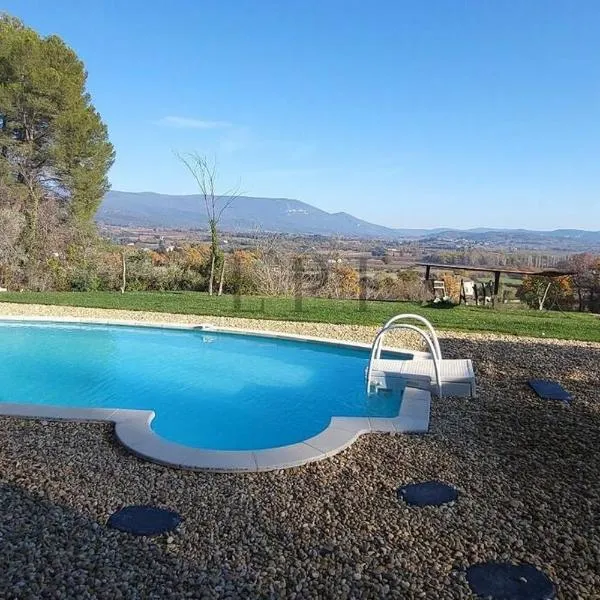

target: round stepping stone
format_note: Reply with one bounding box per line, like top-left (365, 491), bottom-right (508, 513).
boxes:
top-left (397, 481), bottom-right (458, 507)
top-left (107, 505), bottom-right (182, 536)
top-left (466, 562), bottom-right (556, 600)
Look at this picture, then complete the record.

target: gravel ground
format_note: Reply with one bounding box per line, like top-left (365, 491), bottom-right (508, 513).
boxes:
top-left (0, 304), bottom-right (599, 599)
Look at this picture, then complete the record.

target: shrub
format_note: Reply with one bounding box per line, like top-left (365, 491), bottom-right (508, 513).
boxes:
top-left (441, 273), bottom-right (461, 303)
top-left (323, 264), bottom-right (360, 299)
top-left (372, 269), bottom-right (427, 302)
top-left (517, 275), bottom-right (574, 310)
top-left (70, 268), bottom-right (101, 292)
top-left (225, 250), bottom-right (258, 295)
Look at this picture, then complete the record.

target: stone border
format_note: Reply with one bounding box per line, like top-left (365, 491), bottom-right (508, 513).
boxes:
top-left (0, 316), bottom-right (431, 472)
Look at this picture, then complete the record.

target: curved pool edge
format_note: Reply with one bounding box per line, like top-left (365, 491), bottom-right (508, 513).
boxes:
top-left (0, 315), bottom-right (433, 359)
top-left (0, 387), bottom-right (430, 472)
top-left (0, 316), bottom-right (432, 472)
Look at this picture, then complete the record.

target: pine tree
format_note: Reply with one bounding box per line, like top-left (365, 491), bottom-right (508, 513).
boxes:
top-left (0, 13), bottom-right (114, 253)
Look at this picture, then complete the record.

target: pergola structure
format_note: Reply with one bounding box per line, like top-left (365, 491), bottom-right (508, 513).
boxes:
top-left (417, 262), bottom-right (573, 301)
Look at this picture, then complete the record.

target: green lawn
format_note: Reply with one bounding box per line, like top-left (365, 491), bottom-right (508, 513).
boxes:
top-left (0, 291), bottom-right (598, 341)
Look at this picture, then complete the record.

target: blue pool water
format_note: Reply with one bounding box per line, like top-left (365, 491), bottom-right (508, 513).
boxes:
top-left (0, 321), bottom-right (410, 450)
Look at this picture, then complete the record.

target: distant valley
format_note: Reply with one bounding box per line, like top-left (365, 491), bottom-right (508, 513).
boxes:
top-left (97, 191), bottom-right (600, 251)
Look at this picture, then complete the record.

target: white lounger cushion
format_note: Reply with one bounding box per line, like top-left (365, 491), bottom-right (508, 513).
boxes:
top-left (369, 358), bottom-right (476, 398)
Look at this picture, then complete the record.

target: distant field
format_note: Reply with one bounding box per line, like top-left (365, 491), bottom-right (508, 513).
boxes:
top-left (1, 291), bottom-right (598, 342)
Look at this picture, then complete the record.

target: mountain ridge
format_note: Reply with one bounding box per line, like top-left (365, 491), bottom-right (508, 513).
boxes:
top-left (97, 191), bottom-right (600, 247)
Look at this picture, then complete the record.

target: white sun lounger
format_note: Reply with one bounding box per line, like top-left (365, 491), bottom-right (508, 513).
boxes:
top-left (365, 314), bottom-right (476, 398)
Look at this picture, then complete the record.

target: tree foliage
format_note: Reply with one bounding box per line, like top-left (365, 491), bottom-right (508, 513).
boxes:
top-left (517, 275), bottom-right (574, 310)
top-left (0, 14), bottom-right (114, 286)
top-left (566, 253), bottom-right (600, 312)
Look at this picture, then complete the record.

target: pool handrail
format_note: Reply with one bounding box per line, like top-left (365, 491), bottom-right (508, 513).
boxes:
top-left (381, 314), bottom-right (442, 360)
top-left (366, 314), bottom-right (443, 397)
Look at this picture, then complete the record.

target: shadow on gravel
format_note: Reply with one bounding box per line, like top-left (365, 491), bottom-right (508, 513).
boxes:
top-left (0, 481), bottom-right (217, 598)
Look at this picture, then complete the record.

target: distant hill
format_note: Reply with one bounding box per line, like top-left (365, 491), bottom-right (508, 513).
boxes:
top-left (97, 190), bottom-right (418, 238)
top-left (97, 191), bottom-right (600, 249)
top-left (423, 228), bottom-right (600, 250)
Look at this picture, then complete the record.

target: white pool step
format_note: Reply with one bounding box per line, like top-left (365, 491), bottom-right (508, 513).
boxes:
top-left (365, 314), bottom-right (477, 399)
top-left (368, 358), bottom-right (476, 398)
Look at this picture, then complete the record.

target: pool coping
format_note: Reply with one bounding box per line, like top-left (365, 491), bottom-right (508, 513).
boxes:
top-left (0, 316), bottom-right (432, 472)
top-left (0, 314), bottom-right (432, 358)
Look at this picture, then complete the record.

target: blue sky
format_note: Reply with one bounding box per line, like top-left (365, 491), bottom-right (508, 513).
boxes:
top-left (6, 0), bottom-right (600, 229)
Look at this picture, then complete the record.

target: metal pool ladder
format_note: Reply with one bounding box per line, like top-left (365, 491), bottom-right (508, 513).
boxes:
top-left (365, 314), bottom-right (477, 399)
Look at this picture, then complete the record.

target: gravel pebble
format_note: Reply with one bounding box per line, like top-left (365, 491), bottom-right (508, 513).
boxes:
top-left (0, 303), bottom-right (599, 599)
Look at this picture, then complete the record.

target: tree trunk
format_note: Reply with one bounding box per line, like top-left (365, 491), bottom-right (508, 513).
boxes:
top-left (217, 255), bottom-right (226, 296)
top-left (0, 113), bottom-right (7, 159)
top-left (539, 281), bottom-right (552, 310)
top-left (25, 184), bottom-right (40, 250)
top-left (120, 251), bottom-right (126, 293)
top-left (208, 220), bottom-right (219, 296)
top-left (21, 183), bottom-right (41, 285)
top-left (208, 254), bottom-right (215, 295)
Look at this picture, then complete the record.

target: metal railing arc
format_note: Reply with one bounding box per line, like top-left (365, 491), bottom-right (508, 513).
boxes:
top-left (366, 314), bottom-right (443, 397)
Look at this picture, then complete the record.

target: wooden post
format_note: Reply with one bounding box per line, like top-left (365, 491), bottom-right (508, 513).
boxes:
top-left (293, 256), bottom-right (303, 312)
top-left (233, 253), bottom-right (242, 311)
top-left (425, 265), bottom-right (431, 280)
top-left (493, 271), bottom-right (501, 295)
top-left (359, 257), bottom-right (367, 312)
top-left (492, 270), bottom-right (501, 307)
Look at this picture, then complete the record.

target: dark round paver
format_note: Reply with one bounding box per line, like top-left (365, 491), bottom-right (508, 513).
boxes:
top-left (397, 481), bottom-right (458, 507)
top-left (466, 562), bottom-right (556, 600)
top-left (107, 505), bottom-right (182, 536)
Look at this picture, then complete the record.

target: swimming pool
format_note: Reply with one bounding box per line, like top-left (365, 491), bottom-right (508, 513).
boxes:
top-left (0, 319), bottom-right (431, 470)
